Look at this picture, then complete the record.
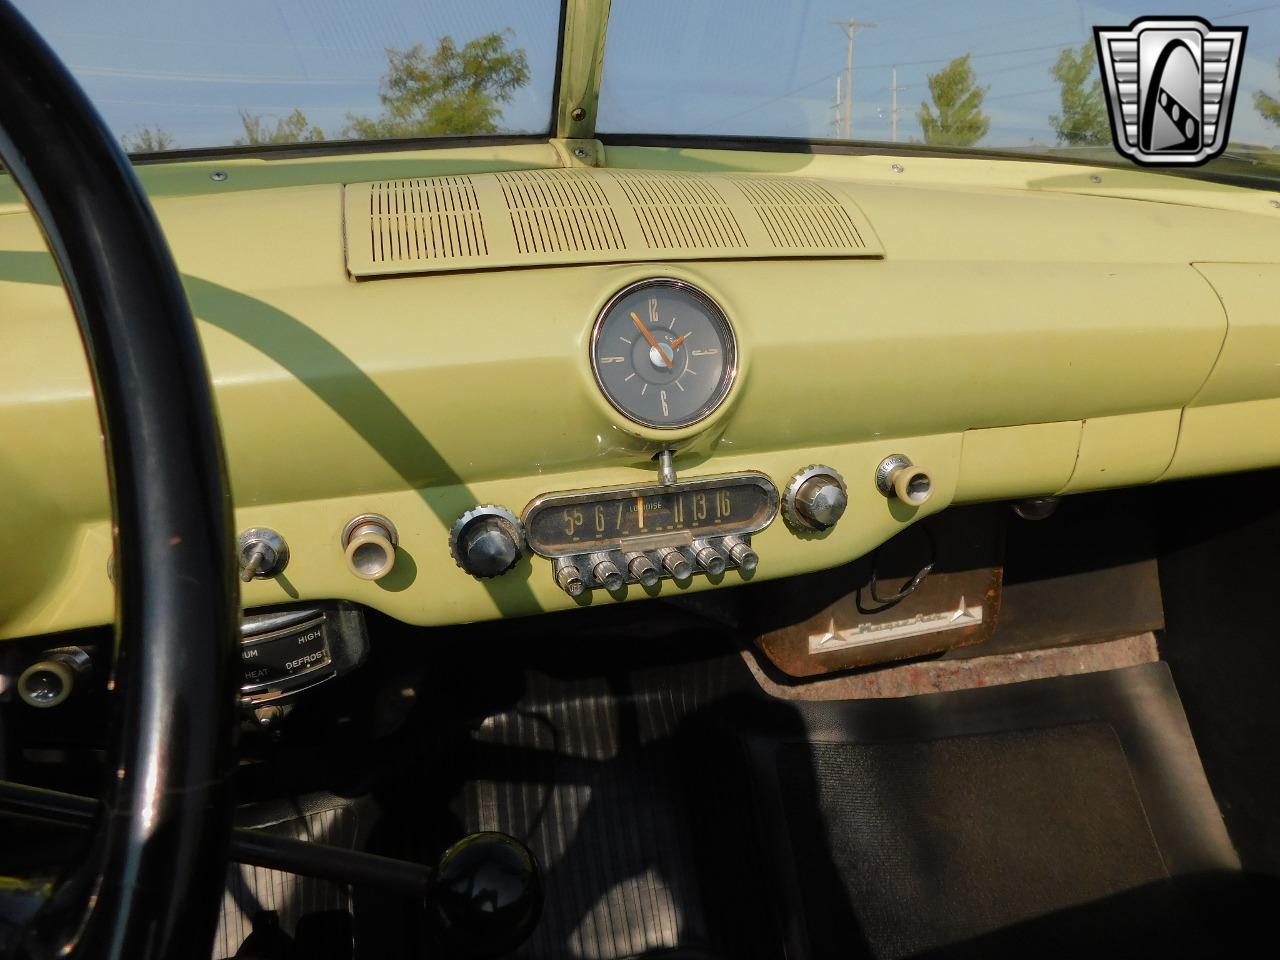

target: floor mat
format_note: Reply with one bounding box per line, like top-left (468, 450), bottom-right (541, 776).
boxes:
top-left (414, 650), bottom-right (1240, 960)
top-left (759, 663), bottom-right (1238, 959)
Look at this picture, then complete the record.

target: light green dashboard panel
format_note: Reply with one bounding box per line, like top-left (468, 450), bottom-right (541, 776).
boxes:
top-left (2, 146), bottom-right (1280, 640)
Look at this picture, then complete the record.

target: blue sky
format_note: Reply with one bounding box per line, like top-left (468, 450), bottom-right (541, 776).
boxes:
top-left (15, 1), bottom-right (1280, 150)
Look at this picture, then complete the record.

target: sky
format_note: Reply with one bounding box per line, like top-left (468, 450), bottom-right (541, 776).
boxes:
top-left (14, 1), bottom-right (1280, 151)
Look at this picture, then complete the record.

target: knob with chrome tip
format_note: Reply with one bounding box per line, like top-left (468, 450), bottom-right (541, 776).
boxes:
top-left (625, 552), bottom-right (661, 588)
top-left (450, 506), bottom-right (524, 580)
top-left (590, 554), bottom-right (625, 592)
top-left (783, 465), bottom-right (848, 531)
top-left (876, 455), bottom-right (934, 506)
top-left (554, 558), bottom-right (586, 597)
top-left (692, 540), bottom-right (727, 575)
top-left (721, 536), bottom-right (759, 574)
top-left (343, 514), bottom-right (398, 581)
top-left (430, 832), bottom-right (543, 959)
top-left (237, 528), bottom-right (289, 582)
top-left (657, 546), bottom-right (692, 580)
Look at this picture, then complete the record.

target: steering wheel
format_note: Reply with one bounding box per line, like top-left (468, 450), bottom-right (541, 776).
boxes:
top-left (0, 2), bottom-right (240, 956)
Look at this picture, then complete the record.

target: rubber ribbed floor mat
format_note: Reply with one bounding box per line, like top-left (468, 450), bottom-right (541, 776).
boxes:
top-left (214, 795), bottom-right (370, 960)
top-left (415, 645), bottom-right (1243, 960)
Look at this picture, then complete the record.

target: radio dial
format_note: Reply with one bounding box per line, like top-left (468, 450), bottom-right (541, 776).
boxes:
top-left (450, 506), bottom-right (524, 580)
top-left (784, 465), bottom-right (848, 531)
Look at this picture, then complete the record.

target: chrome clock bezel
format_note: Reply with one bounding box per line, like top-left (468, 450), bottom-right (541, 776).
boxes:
top-left (589, 277), bottom-right (739, 430)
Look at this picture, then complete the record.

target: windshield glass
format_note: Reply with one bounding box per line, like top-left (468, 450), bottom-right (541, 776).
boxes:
top-left (599, 0), bottom-right (1280, 179)
top-left (14, 0), bottom-right (561, 152)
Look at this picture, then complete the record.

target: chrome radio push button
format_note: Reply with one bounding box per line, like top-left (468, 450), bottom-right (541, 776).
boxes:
top-left (692, 540), bottom-right (727, 575)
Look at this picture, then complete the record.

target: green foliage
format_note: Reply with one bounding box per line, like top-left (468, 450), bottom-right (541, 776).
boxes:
top-left (235, 109), bottom-right (325, 146)
top-left (1257, 58), bottom-right (1280, 130)
top-left (1050, 42), bottom-right (1111, 146)
top-left (120, 127), bottom-right (176, 152)
top-left (342, 32), bottom-right (530, 139)
top-left (918, 55), bottom-right (990, 147)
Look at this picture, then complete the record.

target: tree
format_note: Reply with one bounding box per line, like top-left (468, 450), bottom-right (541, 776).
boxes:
top-left (235, 109), bottom-right (325, 146)
top-left (918, 55), bottom-right (989, 147)
top-left (121, 127), bottom-right (176, 152)
top-left (1050, 42), bottom-right (1110, 145)
top-left (342, 32), bottom-right (529, 139)
top-left (1257, 58), bottom-right (1280, 130)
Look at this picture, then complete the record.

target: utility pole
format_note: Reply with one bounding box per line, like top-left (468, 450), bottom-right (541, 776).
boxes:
top-left (890, 66), bottom-right (905, 143)
top-left (832, 76), bottom-right (842, 137)
top-left (834, 17), bottom-right (877, 139)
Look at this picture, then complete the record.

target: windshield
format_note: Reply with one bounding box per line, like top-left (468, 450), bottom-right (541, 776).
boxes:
top-left (13, 0), bottom-right (562, 152)
top-left (599, 0), bottom-right (1280, 179)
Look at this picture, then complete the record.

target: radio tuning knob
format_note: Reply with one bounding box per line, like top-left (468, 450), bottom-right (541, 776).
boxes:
top-left (783, 465), bottom-right (848, 531)
top-left (449, 506), bottom-right (524, 580)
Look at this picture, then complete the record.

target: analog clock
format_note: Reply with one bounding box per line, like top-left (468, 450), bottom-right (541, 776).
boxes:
top-left (590, 279), bottom-right (737, 429)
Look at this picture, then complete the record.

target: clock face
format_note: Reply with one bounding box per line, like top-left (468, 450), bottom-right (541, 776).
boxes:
top-left (590, 279), bottom-right (737, 429)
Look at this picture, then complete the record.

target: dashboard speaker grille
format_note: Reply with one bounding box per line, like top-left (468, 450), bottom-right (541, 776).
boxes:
top-left (495, 169), bottom-right (625, 254)
top-left (611, 171), bottom-right (748, 250)
top-left (363, 178), bottom-right (487, 265)
top-left (344, 168), bottom-right (882, 278)
top-left (732, 177), bottom-right (867, 249)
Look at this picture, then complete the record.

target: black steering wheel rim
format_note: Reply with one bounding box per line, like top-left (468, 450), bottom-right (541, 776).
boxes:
top-left (0, 3), bottom-right (239, 958)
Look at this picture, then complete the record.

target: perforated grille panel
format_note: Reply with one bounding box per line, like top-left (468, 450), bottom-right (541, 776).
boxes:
top-left (732, 177), bottom-right (867, 249)
top-left (362, 178), bottom-right (487, 266)
top-left (344, 168), bottom-right (882, 277)
top-left (612, 171), bottom-right (748, 250)
top-left (496, 169), bottom-right (624, 254)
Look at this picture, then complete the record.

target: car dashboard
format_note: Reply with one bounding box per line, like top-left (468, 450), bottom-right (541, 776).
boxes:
top-left (2, 143), bottom-right (1280, 642)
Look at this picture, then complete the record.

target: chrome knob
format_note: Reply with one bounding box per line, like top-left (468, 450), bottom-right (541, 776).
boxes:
top-left (554, 558), bottom-right (586, 597)
top-left (591, 554), bottom-right (624, 592)
top-left (656, 547), bottom-right (691, 580)
top-left (449, 507), bottom-right (524, 580)
top-left (783, 465), bottom-right (848, 531)
top-left (692, 540), bottom-right (727, 575)
top-left (721, 536), bottom-right (759, 574)
top-left (237, 528), bottom-right (289, 582)
top-left (625, 552), bottom-right (660, 588)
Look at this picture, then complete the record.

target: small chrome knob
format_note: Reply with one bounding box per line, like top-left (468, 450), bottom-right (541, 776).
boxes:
top-left (625, 552), bottom-right (660, 588)
top-left (449, 507), bottom-right (524, 580)
top-left (784, 465), bottom-right (848, 531)
top-left (657, 547), bottom-right (691, 580)
top-left (591, 554), bottom-right (624, 592)
top-left (692, 540), bottom-right (727, 575)
top-left (237, 528), bottom-right (289, 582)
top-left (554, 558), bottom-right (586, 597)
top-left (721, 536), bottom-right (759, 574)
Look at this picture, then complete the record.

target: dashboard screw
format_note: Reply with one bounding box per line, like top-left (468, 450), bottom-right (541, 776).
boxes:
top-left (572, 146), bottom-right (590, 160)
top-left (1271, 199), bottom-right (1280, 208)
top-left (890, 162), bottom-right (905, 174)
top-left (209, 170), bottom-right (228, 182)
top-left (570, 106), bottom-right (586, 121)
top-left (1089, 174), bottom-right (1102, 183)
